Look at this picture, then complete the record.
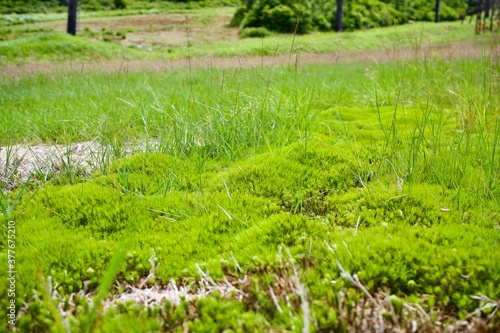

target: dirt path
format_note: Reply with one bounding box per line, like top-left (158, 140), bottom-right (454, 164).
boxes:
top-left (2, 39), bottom-right (498, 78)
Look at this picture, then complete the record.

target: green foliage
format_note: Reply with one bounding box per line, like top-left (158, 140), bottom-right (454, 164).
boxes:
top-left (345, 0), bottom-right (403, 30)
top-left (0, 0), bottom-right (239, 14)
top-left (0, 0), bottom-right (122, 14)
top-left (113, 0), bottom-right (127, 10)
top-left (239, 26), bottom-right (272, 37)
top-left (229, 6), bottom-right (246, 26)
top-left (238, 0), bottom-right (312, 33)
top-left (234, 0), bottom-right (469, 34)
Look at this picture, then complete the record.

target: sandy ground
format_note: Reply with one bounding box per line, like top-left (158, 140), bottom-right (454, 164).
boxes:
top-left (0, 139), bottom-right (167, 188)
top-left (0, 141), bottom-right (101, 189)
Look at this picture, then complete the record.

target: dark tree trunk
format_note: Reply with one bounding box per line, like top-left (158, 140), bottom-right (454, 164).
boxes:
top-left (490, 0), bottom-right (497, 30)
top-left (476, 0), bottom-right (483, 33)
top-left (484, 0), bottom-right (491, 18)
top-left (67, 0), bottom-right (78, 35)
top-left (336, 0), bottom-right (344, 32)
top-left (435, 0), bottom-right (441, 22)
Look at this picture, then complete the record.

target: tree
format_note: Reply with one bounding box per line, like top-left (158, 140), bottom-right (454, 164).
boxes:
top-left (67, 0), bottom-right (77, 35)
top-left (335, 0), bottom-right (343, 32)
top-left (476, 0), bottom-right (483, 33)
top-left (484, 0), bottom-right (491, 18)
top-left (435, 0), bottom-right (441, 22)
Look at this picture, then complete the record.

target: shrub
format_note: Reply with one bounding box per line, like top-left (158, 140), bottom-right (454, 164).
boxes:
top-left (233, 0), bottom-right (468, 34)
top-left (229, 6), bottom-right (247, 27)
top-left (239, 27), bottom-right (272, 38)
top-left (113, 0), bottom-right (127, 9)
top-left (240, 0), bottom-right (313, 33)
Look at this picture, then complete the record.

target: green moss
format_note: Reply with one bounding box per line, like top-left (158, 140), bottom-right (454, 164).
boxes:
top-left (34, 183), bottom-right (146, 238)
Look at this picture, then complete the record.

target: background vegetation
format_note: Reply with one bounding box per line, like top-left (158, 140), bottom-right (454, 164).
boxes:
top-left (232, 0), bottom-right (472, 34)
top-left (0, 18), bottom-right (485, 64)
top-left (0, 0), bottom-right (486, 32)
top-left (0, 0), bottom-right (239, 14)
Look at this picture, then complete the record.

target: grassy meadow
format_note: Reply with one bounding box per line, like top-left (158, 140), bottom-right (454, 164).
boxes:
top-left (0, 8), bottom-right (499, 333)
top-left (0, 9), bottom-right (492, 65)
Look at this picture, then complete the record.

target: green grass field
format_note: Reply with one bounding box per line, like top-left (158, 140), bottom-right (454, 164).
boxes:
top-left (0, 8), bottom-right (499, 333)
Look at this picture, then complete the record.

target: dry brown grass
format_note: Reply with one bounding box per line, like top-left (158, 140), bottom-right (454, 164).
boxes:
top-left (32, 253), bottom-right (499, 333)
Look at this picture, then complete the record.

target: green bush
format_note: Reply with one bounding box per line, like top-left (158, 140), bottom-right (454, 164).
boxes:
top-left (0, 0), bottom-right (238, 14)
top-left (239, 26), bottom-right (272, 38)
top-left (114, 0), bottom-right (127, 9)
top-left (240, 0), bottom-right (313, 33)
top-left (229, 6), bottom-right (247, 27)
top-left (234, 0), bottom-right (468, 34)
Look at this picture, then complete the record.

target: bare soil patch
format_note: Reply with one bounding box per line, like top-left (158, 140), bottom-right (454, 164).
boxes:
top-left (38, 12), bottom-right (238, 48)
top-left (0, 139), bottom-right (159, 189)
top-left (0, 141), bottom-right (101, 189)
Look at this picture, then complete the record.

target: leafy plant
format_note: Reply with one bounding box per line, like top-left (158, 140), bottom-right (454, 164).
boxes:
top-left (234, 0), bottom-right (469, 34)
top-left (239, 26), bottom-right (272, 38)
